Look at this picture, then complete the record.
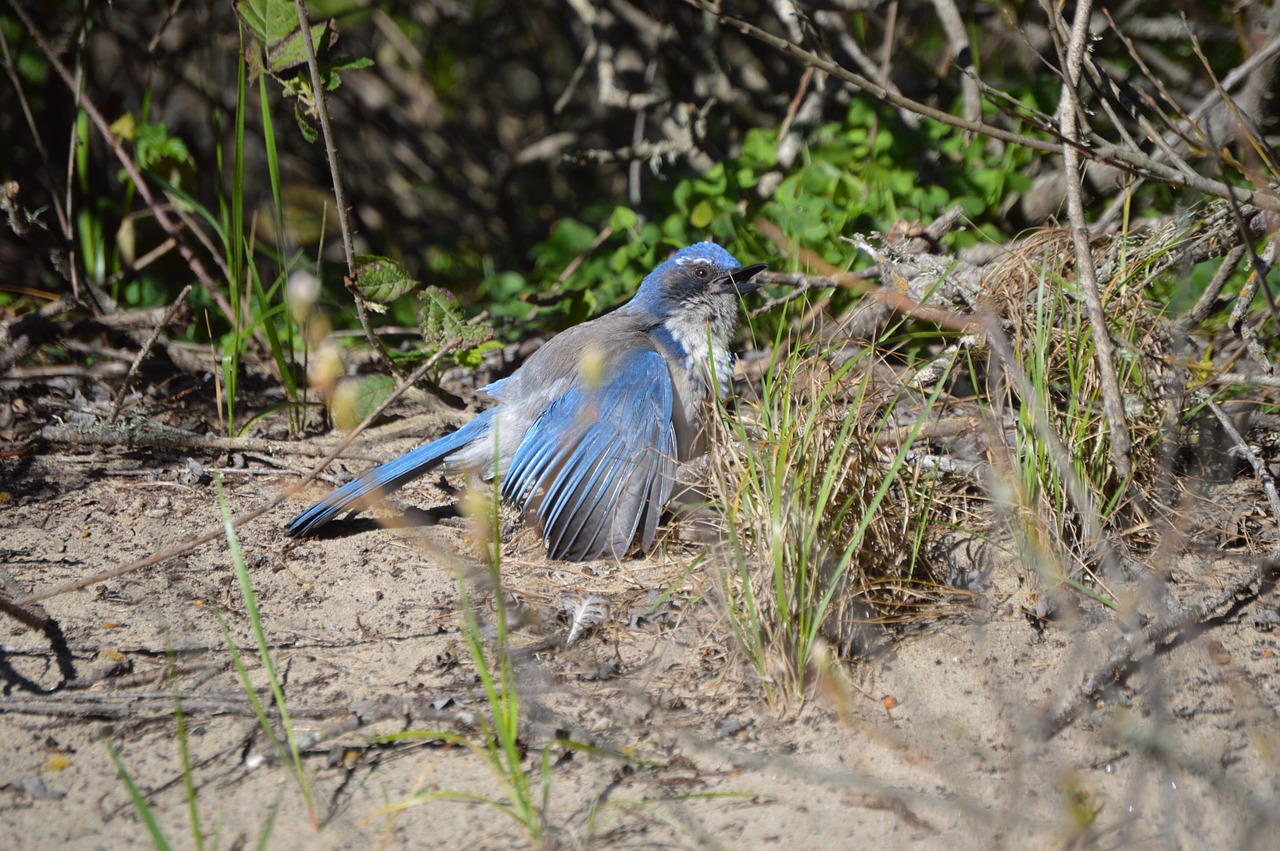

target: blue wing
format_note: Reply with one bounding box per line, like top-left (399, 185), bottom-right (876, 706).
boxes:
top-left (286, 410), bottom-right (495, 537)
top-left (504, 348), bottom-right (678, 561)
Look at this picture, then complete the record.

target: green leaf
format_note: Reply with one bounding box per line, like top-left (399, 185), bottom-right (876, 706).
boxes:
top-left (661, 211), bottom-right (690, 243)
top-left (295, 115), bottom-right (318, 142)
top-left (109, 113), bottom-right (137, 141)
top-left (121, 121), bottom-right (195, 190)
top-left (291, 97), bottom-right (319, 142)
top-left (329, 375), bottom-right (396, 431)
top-left (279, 64), bottom-right (336, 145)
top-left (453, 339), bottom-right (503, 370)
top-left (234, 0), bottom-right (290, 45)
top-left (742, 128), bottom-right (778, 167)
top-left (609, 246), bottom-right (632, 273)
top-left (609, 205), bottom-right (638, 232)
top-left (269, 21), bottom-right (331, 73)
top-left (234, 0), bottom-right (331, 75)
top-left (689, 199), bottom-right (715, 229)
top-left (354, 254), bottom-right (419, 304)
top-left (320, 56), bottom-right (374, 91)
top-left (694, 162), bottom-right (727, 196)
top-left (672, 180), bottom-right (692, 214)
top-left (419, 286), bottom-right (488, 349)
top-left (478, 270), bottom-right (530, 303)
top-left (548, 219), bottom-right (596, 254)
top-left (134, 122), bottom-right (193, 172)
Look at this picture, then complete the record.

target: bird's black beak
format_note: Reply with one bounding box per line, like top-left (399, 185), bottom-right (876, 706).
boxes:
top-left (717, 263), bottom-right (769, 294)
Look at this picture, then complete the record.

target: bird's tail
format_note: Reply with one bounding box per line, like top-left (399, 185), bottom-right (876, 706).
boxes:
top-left (286, 411), bottom-right (494, 537)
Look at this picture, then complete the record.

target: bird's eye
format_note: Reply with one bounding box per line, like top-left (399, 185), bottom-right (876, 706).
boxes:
top-left (695, 267), bottom-right (709, 279)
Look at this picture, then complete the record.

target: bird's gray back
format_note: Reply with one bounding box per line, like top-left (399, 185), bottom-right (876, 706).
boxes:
top-left (447, 314), bottom-right (679, 474)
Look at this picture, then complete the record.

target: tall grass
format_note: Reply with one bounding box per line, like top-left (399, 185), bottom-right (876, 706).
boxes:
top-left (214, 33), bottom-right (303, 436)
top-left (988, 236), bottom-right (1162, 601)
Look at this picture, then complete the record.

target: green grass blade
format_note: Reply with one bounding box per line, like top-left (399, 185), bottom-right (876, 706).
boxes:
top-left (105, 740), bottom-right (174, 851)
top-left (168, 658), bottom-right (204, 851)
top-left (214, 475), bottom-right (316, 824)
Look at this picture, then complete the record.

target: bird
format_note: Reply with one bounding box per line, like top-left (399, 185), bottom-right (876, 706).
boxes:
top-left (286, 241), bottom-right (768, 561)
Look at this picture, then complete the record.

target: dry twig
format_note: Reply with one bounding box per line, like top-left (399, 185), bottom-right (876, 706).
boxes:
top-left (690, 0), bottom-right (1280, 213)
top-left (1053, 0), bottom-right (1133, 482)
top-left (1046, 557), bottom-right (1278, 734)
top-left (107, 284), bottom-right (192, 423)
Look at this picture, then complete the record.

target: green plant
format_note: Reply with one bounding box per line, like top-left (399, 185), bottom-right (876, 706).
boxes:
top-left (169, 654), bottom-right (206, 851)
top-left (708, 331), bottom-right (944, 707)
top-left (215, 475), bottom-right (316, 829)
top-left (106, 740), bottom-right (175, 851)
top-left (483, 95), bottom-right (1031, 346)
top-left (983, 232), bottom-right (1164, 599)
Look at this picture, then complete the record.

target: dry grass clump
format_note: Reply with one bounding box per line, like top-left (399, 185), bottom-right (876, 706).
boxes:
top-left (703, 345), bottom-right (945, 704)
top-left (974, 226), bottom-right (1175, 566)
top-left (700, 222), bottom-right (1211, 705)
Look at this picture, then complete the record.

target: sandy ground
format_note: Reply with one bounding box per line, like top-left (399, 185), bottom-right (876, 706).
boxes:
top-left (3, 422), bottom-right (1279, 849)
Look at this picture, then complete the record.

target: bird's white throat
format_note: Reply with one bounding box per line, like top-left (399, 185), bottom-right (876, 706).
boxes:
top-left (663, 311), bottom-right (734, 399)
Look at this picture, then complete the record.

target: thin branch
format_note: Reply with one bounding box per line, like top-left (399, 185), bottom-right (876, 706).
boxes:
top-left (292, 0), bottom-right (405, 380)
top-left (294, 2), bottom-right (355, 279)
top-left (689, 0), bottom-right (1280, 213)
top-left (929, 0), bottom-right (980, 126)
top-left (1201, 371), bottom-right (1280, 389)
top-left (1180, 244), bottom-right (1245, 330)
top-left (107, 284), bottom-right (192, 423)
top-left (691, 0), bottom-right (1064, 151)
top-left (1201, 395), bottom-right (1280, 528)
top-left (1054, 0), bottom-right (1133, 481)
top-left (1045, 556), bottom-right (1278, 734)
top-left (1046, 388), bottom-right (1280, 735)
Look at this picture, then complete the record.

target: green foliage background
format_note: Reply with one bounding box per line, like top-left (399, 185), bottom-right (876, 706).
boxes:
top-left (0, 1), bottom-right (1255, 357)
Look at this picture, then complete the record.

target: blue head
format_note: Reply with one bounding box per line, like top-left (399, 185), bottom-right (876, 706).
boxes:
top-left (628, 242), bottom-right (767, 319)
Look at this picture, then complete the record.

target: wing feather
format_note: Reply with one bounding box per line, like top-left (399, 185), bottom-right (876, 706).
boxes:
top-left (503, 348), bottom-right (679, 561)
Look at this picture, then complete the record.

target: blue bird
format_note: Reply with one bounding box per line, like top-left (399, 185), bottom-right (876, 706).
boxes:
top-left (287, 241), bottom-right (767, 561)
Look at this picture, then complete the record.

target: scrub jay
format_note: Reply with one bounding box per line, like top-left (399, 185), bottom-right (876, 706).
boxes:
top-left (287, 241), bottom-right (767, 561)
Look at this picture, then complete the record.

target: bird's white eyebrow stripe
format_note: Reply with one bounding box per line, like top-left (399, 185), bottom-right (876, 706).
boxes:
top-left (673, 257), bottom-right (712, 267)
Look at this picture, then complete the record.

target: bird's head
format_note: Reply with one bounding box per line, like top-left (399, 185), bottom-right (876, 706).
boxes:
top-left (629, 242), bottom-right (767, 319)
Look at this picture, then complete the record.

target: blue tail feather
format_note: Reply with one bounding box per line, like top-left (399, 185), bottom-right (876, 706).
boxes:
top-left (286, 412), bottom-right (494, 537)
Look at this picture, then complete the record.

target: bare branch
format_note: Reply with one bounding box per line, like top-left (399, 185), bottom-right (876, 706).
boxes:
top-left (1054, 0), bottom-right (1133, 481)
